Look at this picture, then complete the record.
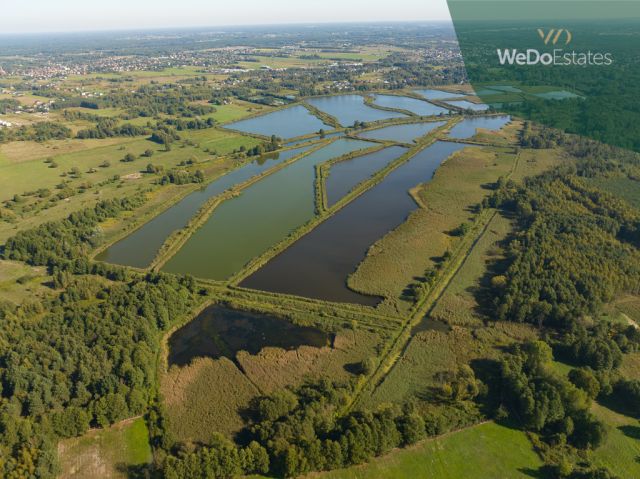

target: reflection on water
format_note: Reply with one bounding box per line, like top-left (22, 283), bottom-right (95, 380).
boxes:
top-left (168, 306), bottom-right (330, 367)
top-left (242, 141), bottom-right (475, 306)
top-left (98, 144), bottom-right (314, 268)
top-left (162, 139), bottom-right (372, 280)
top-left (227, 104), bottom-right (332, 139)
top-left (307, 95), bottom-right (406, 126)
top-left (448, 116), bottom-right (511, 140)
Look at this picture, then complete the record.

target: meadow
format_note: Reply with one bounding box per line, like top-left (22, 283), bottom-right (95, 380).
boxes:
top-left (57, 417), bottom-right (151, 479)
top-left (307, 421), bottom-right (543, 479)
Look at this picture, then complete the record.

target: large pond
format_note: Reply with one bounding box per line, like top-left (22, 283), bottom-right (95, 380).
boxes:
top-left (97, 144), bottom-right (314, 268)
top-left (307, 95), bottom-right (407, 126)
top-left (241, 141), bottom-right (473, 305)
top-left (445, 100), bottom-right (490, 112)
top-left (168, 305), bottom-right (330, 367)
top-left (356, 121), bottom-right (446, 143)
top-left (226, 104), bottom-right (332, 139)
top-left (414, 88), bottom-right (464, 100)
top-left (161, 138), bottom-right (372, 280)
top-left (371, 94), bottom-right (450, 116)
top-left (325, 145), bottom-right (407, 207)
top-left (448, 115), bottom-right (511, 140)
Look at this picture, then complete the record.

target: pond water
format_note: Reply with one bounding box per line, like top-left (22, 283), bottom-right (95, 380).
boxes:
top-left (226, 104), bottom-right (332, 139)
top-left (161, 138), bottom-right (372, 280)
top-left (325, 145), bottom-right (407, 207)
top-left (241, 141), bottom-right (473, 306)
top-left (533, 90), bottom-right (581, 100)
top-left (307, 95), bottom-right (407, 126)
top-left (168, 305), bottom-right (329, 367)
top-left (486, 85), bottom-right (522, 93)
top-left (445, 100), bottom-right (490, 111)
top-left (97, 144), bottom-right (314, 268)
top-left (371, 94), bottom-right (450, 116)
top-left (448, 115), bottom-right (511, 140)
top-left (414, 88), bottom-right (464, 100)
top-left (356, 121), bottom-right (446, 143)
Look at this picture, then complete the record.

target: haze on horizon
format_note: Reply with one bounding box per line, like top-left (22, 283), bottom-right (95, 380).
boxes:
top-left (2, 0), bottom-right (452, 35)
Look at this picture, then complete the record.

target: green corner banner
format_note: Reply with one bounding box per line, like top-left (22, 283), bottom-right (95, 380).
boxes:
top-left (446, 0), bottom-right (640, 151)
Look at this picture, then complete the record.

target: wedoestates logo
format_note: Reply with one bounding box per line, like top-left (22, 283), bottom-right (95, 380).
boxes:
top-left (497, 28), bottom-right (613, 66)
top-left (537, 28), bottom-right (572, 45)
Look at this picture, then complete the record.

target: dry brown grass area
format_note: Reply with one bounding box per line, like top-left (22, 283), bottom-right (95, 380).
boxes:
top-left (161, 357), bottom-right (259, 441)
top-left (161, 329), bottom-right (382, 443)
top-left (238, 329), bottom-right (382, 393)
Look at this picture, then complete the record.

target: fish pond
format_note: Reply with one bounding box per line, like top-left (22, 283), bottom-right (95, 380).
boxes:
top-left (325, 145), bottom-right (407, 207)
top-left (307, 95), bottom-right (407, 126)
top-left (448, 115), bottom-right (511, 140)
top-left (370, 94), bottom-right (450, 116)
top-left (226, 104), bottom-right (332, 139)
top-left (161, 138), bottom-right (372, 280)
top-left (445, 100), bottom-right (490, 111)
top-left (97, 144), bottom-right (314, 268)
top-left (414, 88), bottom-right (464, 100)
top-left (241, 141), bottom-right (473, 305)
top-left (356, 121), bottom-right (446, 143)
top-left (168, 305), bottom-right (330, 367)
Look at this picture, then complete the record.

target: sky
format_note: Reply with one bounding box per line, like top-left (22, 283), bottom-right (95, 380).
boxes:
top-left (1, 0), bottom-right (452, 34)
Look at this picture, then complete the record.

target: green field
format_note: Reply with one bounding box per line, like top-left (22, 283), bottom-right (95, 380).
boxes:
top-left (587, 176), bottom-right (640, 209)
top-left (0, 259), bottom-right (50, 305)
top-left (310, 421), bottom-right (542, 479)
top-left (591, 404), bottom-right (640, 479)
top-left (57, 417), bottom-right (151, 479)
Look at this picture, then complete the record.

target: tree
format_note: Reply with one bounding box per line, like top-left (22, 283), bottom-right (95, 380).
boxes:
top-left (569, 368), bottom-right (601, 399)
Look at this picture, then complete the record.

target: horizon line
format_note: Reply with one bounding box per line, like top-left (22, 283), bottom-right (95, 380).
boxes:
top-left (0, 19), bottom-right (454, 37)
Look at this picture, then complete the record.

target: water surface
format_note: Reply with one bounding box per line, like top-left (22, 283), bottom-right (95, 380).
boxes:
top-left (325, 146), bottom-right (407, 207)
top-left (162, 138), bottom-right (372, 279)
top-left (414, 89), bottom-right (464, 100)
top-left (371, 94), bottom-right (450, 116)
top-left (533, 90), bottom-right (581, 100)
top-left (448, 116), bottom-right (511, 140)
top-left (241, 141), bottom-right (473, 305)
top-left (98, 144), bottom-right (313, 268)
top-left (357, 121), bottom-right (446, 143)
top-left (445, 100), bottom-right (490, 111)
top-left (168, 306), bottom-right (329, 367)
top-left (227, 104), bottom-right (332, 139)
top-left (307, 95), bottom-right (406, 126)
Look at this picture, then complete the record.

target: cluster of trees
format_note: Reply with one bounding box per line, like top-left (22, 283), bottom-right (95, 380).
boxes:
top-left (162, 380), bottom-right (452, 478)
top-left (0, 98), bottom-right (20, 114)
top-left (62, 83), bottom-right (217, 118)
top-left (244, 135), bottom-right (281, 157)
top-left (3, 195), bottom-right (146, 269)
top-left (76, 117), bottom-right (151, 139)
top-left (487, 170), bottom-right (640, 328)
top-left (498, 341), bottom-right (606, 449)
top-left (0, 196), bottom-right (199, 478)
top-left (0, 121), bottom-right (72, 143)
top-left (150, 126), bottom-right (180, 150)
top-left (159, 169), bottom-right (205, 185)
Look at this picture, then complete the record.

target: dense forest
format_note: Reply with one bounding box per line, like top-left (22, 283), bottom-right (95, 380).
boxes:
top-left (0, 198), bottom-right (199, 477)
